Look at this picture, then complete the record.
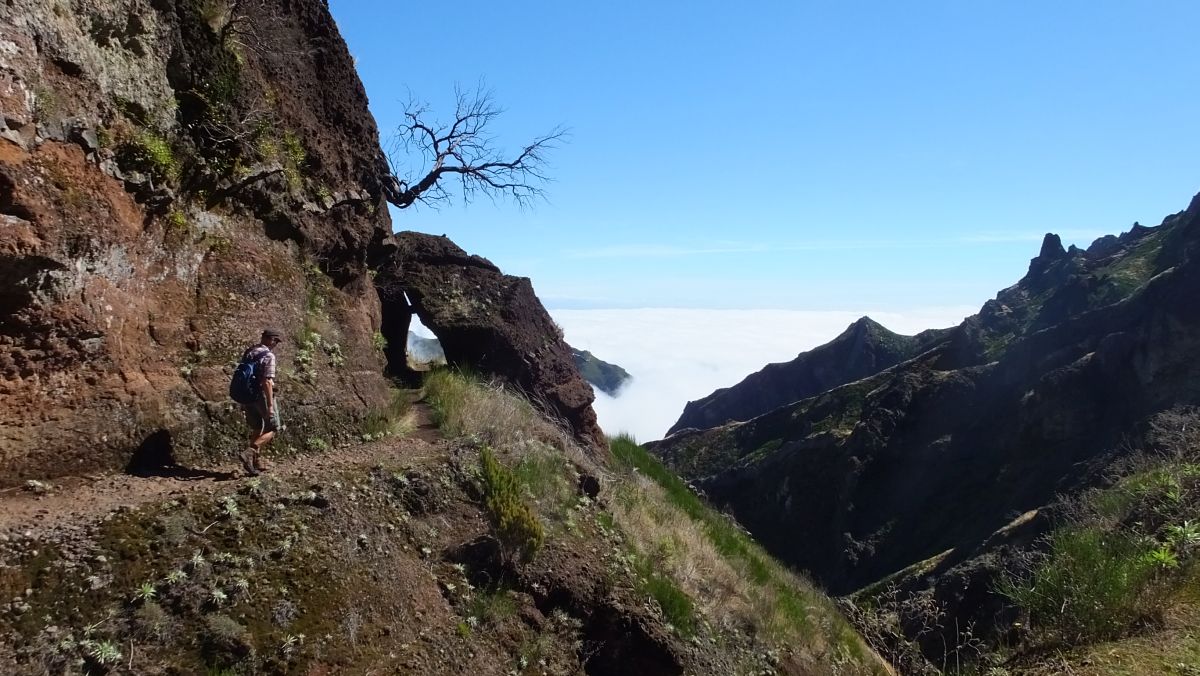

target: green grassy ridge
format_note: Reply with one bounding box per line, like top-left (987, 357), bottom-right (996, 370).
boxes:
top-left (613, 435), bottom-right (772, 584)
top-left (610, 433), bottom-right (872, 663)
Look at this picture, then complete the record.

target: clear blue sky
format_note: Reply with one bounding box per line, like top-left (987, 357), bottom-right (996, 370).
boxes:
top-left (329, 0), bottom-right (1200, 311)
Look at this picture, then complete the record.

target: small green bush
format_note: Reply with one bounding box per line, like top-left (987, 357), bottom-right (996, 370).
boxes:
top-left (371, 331), bottom-right (388, 352)
top-left (632, 554), bottom-right (696, 635)
top-left (998, 527), bottom-right (1159, 642)
top-left (480, 447), bottom-right (544, 564)
top-left (121, 131), bottom-right (179, 182)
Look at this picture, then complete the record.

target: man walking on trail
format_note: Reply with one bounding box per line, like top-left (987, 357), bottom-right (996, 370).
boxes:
top-left (239, 329), bottom-right (283, 476)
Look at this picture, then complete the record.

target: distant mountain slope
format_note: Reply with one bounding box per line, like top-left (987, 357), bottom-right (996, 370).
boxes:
top-left (649, 192), bottom-right (1200, 599)
top-left (406, 331), bottom-right (446, 369)
top-left (572, 348), bottom-right (632, 396)
top-left (666, 318), bottom-right (951, 436)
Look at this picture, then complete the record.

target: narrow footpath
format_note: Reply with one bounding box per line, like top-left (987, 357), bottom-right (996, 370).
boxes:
top-left (0, 395), bottom-right (443, 539)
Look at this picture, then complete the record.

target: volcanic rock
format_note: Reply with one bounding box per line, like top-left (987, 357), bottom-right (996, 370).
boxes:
top-left (571, 348), bottom-right (631, 396)
top-left (376, 232), bottom-right (605, 450)
top-left (0, 0), bottom-right (394, 485)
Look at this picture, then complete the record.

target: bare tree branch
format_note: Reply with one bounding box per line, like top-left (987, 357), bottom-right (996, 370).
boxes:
top-left (382, 85), bottom-right (566, 210)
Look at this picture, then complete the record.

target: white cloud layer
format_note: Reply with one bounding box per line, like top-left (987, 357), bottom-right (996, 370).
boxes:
top-left (551, 307), bottom-right (976, 443)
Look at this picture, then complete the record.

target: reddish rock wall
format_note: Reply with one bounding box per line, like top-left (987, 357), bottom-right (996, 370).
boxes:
top-left (0, 0), bottom-right (394, 484)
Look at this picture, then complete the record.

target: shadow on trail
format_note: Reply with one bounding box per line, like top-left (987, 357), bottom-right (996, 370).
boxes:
top-left (125, 429), bottom-right (237, 482)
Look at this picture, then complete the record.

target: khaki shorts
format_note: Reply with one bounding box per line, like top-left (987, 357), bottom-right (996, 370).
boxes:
top-left (243, 399), bottom-right (280, 435)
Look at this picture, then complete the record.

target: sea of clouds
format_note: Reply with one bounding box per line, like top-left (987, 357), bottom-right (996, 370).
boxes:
top-left (549, 307), bottom-right (977, 442)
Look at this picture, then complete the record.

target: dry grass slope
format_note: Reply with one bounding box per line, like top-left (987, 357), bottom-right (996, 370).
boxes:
top-left (422, 368), bottom-right (892, 675)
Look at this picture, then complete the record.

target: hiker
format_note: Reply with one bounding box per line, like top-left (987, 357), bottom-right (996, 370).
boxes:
top-left (233, 329), bottom-right (283, 476)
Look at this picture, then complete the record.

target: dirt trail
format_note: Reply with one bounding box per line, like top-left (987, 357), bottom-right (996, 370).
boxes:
top-left (0, 397), bottom-right (445, 538)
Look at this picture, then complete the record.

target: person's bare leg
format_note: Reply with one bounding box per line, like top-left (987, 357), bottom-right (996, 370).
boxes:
top-left (240, 431), bottom-right (259, 476)
top-left (251, 431), bottom-right (274, 471)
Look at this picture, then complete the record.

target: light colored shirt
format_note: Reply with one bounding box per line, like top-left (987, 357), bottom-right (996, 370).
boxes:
top-left (241, 344), bottom-right (277, 380)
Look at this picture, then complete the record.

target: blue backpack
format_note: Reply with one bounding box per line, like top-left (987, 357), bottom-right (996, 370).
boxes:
top-left (229, 351), bottom-right (262, 404)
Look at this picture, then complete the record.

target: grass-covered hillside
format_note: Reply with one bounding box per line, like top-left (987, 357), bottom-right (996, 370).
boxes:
top-left (0, 371), bottom-right (889, 675)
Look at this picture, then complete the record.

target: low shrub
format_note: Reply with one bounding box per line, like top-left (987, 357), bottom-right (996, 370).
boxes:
top-left (479, 447), bottom-right (544, 564)
top-left (119, 130), bottom-right (179, 182)
top-left (997, 408), bottom-right (1200, 648)
top-left (998, 527), bottom-right (1162, 642)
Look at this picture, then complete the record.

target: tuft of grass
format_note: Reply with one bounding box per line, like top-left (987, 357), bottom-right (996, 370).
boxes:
top-left (609, 434), bottom-right (866, 656)
top-left (202, 613), bottom-right (250, 658)
top-left (466, 584), bottom-right (517, 626)
top-left (361, 387), bottom-right (415, 441)
top-left (423, 368), bottom-right (570, 450)
top-left (167, 210), bottom-right (188, 231)
top-left (120, 130), bottom-right (179, 182)
top-left (998, 527), bottom-right (1159, 643)
top-left (512, 446), bottom-right (577, 522)
top-left (632, 554), bottom-right (696, 635)
top-left (282, 131), bottom-right (306, 190)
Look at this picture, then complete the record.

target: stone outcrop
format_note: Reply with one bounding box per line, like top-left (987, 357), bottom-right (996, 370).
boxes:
top-left (666, 317), bottom-right (951, 437)
top-left (376, 232), bottom-right (606, 450)
top-left (571, 347), bottom-right (631, 396)
top-left (650, 192), bottom-right (1200, 596)
top-left (0, 0), bottom-right (394, 484)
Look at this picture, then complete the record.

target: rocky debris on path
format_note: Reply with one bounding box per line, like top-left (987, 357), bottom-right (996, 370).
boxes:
top-left (0, 429), bottom-right (445, 540)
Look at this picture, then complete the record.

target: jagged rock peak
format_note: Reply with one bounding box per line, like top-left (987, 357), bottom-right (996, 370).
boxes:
top-left (1026, 232), bottom-right (1077, 279)
top-left (1038, 232), bottom-right (1066, 259)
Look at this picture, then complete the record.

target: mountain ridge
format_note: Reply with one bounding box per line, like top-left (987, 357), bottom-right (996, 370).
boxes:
top-left (665, 316), bottom-right (952, 437)
top-left (649, 192), bottom-right (1200, 598)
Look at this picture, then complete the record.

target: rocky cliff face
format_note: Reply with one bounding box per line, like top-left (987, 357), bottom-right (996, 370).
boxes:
top-left (666, 318), bottom-right (951, 437)
top-left (650, 193), bottom-right (1200, 596)
top-left (0, 0), bottom-right (395, 485)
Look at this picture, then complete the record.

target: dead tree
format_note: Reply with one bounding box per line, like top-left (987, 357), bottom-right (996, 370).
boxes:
top-left (383, 85), bottom-right (566, 209)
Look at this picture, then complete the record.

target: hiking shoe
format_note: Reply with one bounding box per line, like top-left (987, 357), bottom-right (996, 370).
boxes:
top-left (240, 449), bottom-right (259, 477)
top-left (254, 456), bottom-right (271, 473)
